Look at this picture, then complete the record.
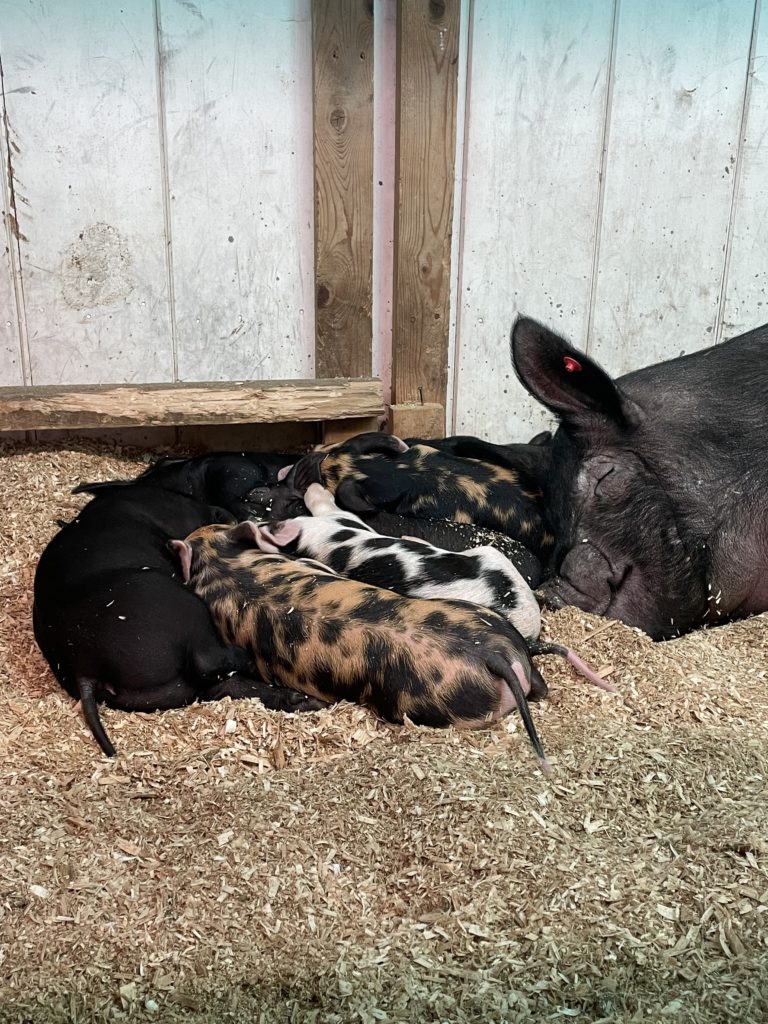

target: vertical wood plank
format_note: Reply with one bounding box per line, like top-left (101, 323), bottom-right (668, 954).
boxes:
top-left (0, 61), bottom-right (26, 387)
top-left (589, 0), bottom-right (756, 375)
top-left (444, 0), bottom-right (471, 434)
top-left (391, 0), bottom-right (460, 423)
top-left (159, 0), bottom-right (316, 383)
top-left (372, 0), bottom-right (397, 403)
top-left (450, 0), bottom-right (615, 442)
top-left (0, 1), bottom-right (173, 386)
top-left (720, 1), bottom-right (766, 339)
top-left (312, 0), bottom-right (374, 379)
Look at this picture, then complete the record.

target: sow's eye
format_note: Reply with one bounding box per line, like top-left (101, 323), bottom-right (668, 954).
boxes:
top-left (578, 454), bottom-right (635, 500)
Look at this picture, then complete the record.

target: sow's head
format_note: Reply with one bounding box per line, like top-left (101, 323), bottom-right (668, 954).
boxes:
top-left (510, 316), bottom-right (708, 640)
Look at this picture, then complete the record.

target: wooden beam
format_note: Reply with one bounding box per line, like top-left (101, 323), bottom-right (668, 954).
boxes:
top-left (0, 378), bottom-right (383, 431)
top-left (388, 402), bottom-right (444, 439)
top-left (312, 0), bottom-right (374, 378)
top-left (392, 0), bottom-right (459, 419)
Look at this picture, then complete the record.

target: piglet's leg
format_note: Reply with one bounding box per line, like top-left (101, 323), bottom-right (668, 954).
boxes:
top-left (303, 482), bottom-right (372, 530)
top-left (204, 675), bottom-right (328, 712)
top-left (529, 642), bottom-right (617, 693)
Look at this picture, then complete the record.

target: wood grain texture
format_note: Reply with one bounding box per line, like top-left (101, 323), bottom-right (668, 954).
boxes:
top-left (388, 402), bottom-right (444, 439)
top-left (391, 0), bottom-right (459, 419)
top-left (372, 0), bottom-right (397, 401)
top-left (159, 0), bottom-right (316, 383)
top-left (450, 0), bottom-right (615, 442)
top-left (313, 0), bottom-right (374, 378)
top-left (0, 378), bottom-right (383, 431)
top-left (589, 0), bottom-right (756, 375)
top-left (0, 1), bottom-right (173, 386)
top-left (720, 2), bottom-right (767, 339)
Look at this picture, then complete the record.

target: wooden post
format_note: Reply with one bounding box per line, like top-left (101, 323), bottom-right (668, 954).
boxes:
top-left (390, 0), bottom-right (460, 438)
top-left (312, 0), bottom-right (375, 379)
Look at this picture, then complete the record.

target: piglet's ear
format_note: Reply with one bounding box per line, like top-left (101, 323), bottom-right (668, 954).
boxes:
top-left (257, 520), bottom-right (301, 552)
top-left (167, 539), bottom-right (192, 583)
top-left (227, 521), bottom-right (262, 546)
top-left (335, 478), bottom-right (377, 513)
top-left (511, 317), bottom-right (643, 431)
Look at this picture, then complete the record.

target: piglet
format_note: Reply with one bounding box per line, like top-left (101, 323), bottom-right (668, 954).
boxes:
top-left (34, 486), bottom-right (320, 756)
top-left (284, 434), bottom-right (555, 558)
top-left (257, 483), bottom-right (542, 641)
top-left (170, 521), bottom-right (553, 770)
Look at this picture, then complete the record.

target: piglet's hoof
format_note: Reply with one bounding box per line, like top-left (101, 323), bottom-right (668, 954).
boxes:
top-left (275, 688), bottom-right (329, 713)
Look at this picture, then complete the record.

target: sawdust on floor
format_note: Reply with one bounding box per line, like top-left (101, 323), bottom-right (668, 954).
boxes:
top-left (0, 441), bottom-right (766, 1024)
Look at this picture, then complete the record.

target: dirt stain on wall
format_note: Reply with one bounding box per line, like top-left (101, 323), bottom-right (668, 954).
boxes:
top-left (60, 222), bottom-right (135, 309)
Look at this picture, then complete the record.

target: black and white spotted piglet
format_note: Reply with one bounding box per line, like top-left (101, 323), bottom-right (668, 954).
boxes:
top-left (256, 483), bottom-right (542, 641)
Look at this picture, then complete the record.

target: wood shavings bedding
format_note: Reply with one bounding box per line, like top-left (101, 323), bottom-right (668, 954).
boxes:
top-left (0, 441), bottom-right (766, 1023)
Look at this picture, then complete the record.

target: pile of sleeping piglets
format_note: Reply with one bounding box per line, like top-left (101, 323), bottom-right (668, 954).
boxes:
top-left (33, 316), bottom-right (768, 770)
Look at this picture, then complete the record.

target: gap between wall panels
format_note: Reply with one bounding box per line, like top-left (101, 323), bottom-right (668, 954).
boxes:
top-left (0, 51), bottom-right (32, 388)
top-left (153, 0), bottom-right (180, 384)
top-left (446, 0), bottom-right (472, 435)
top-left (715, 0), bottom-right (762, 346)
top-left (584, 0), bottom-right (620, 359)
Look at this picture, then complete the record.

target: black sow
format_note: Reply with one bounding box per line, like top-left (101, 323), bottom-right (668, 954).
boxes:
top-left (511, 316), bottom-right (768, 639)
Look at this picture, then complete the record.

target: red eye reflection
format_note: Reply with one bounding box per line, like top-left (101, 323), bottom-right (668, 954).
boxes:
top-left (563, 356), bottom-right (582, 373)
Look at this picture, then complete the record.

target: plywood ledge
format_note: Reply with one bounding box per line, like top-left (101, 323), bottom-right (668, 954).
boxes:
top-left (0, 378), bottom-right (384, 432)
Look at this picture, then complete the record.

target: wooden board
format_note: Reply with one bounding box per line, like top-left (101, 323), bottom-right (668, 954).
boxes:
top-left (720, 3), bottom-right (767, 340)
top-left (388, 402), bottom-right (444, 440)
top-left (158, 0), bottom-right (315, 383)
top-left (391, 0), bottom-right (460, 424)
top-left (450, 0), bottom-right (616, 442)
top-left (313, 0), bottom-right (374, 378)
top-left (588, 0), bottom-right (756, 374)
top-left (0, 378), bottom-right (383, 431)
top-left (372, 0), bottom-right (397, 402)
top-left (0, 1), bottom-right (173, 386)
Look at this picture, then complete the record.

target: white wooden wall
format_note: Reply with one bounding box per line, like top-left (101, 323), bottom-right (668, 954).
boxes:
top-left (0, 0), bottom-right (315, 389)
top-left (2, 0), bottom-right (767, 444)
top-left (449, 0), bottom-right (768, 442)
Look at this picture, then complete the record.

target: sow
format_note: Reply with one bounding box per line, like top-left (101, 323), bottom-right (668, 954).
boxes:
top-left (511, 317), bottom-right (768, 639)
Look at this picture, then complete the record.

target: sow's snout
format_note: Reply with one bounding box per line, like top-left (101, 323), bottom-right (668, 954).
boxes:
top-left (537, 539), bottom-right (708, 640)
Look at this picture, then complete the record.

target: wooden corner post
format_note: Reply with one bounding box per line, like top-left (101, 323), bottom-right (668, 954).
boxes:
top-left (312, 0), bottom-right (379, 443)
top-left (312, 0), bottom-right (374, 382)
top-left (390, 0), bottom-right (460, 439)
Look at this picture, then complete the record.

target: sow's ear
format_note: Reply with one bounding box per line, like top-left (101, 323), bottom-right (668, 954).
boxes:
top-left (511, 316), bottom-right (643, 430)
